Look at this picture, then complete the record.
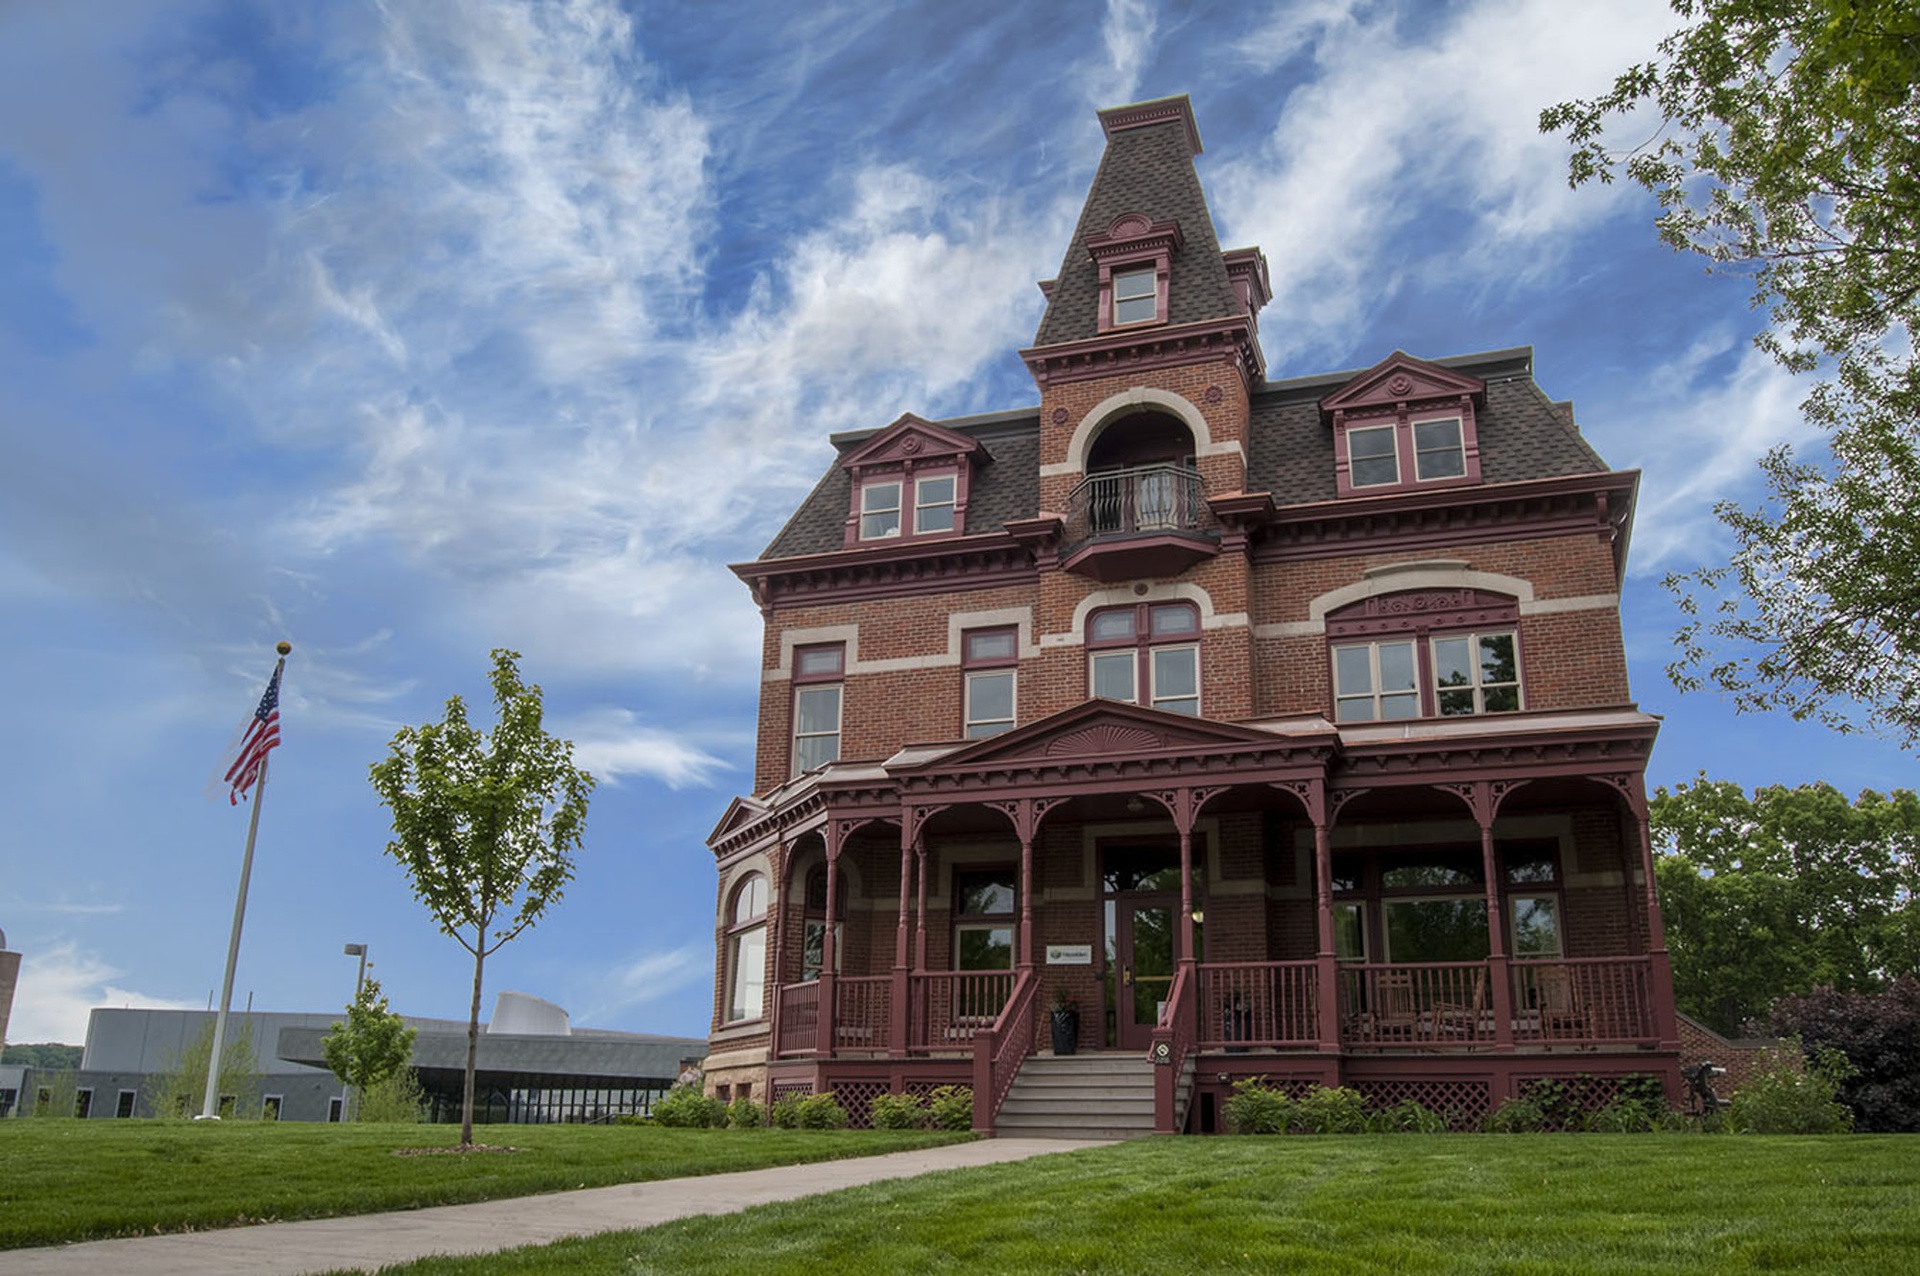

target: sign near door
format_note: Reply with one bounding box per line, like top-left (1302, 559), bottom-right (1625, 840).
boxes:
top-left (1045, 944), bottom-right (1093, 965)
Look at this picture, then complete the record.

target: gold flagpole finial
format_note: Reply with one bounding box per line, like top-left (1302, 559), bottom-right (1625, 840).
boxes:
top-left (276, 640), bottom-right (292, 656)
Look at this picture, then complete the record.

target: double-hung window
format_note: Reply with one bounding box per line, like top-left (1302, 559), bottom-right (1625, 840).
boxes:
top-left (1340, 414), bottom-right (1473, 494)
top-left (1327, 592), bottom-right (1523, 723)
top-left (954, 867), bottom-right (1016, 970)
top-left (1112, 268), bottom-right (1157, 325)
top-left (791, 644), bottom-right (844, 774)
top-left (914, 474), bottom-right (957, 534)
top-left (1333, 640), bottom-right (1419, 722)
top-left (962, 627), bottom-right (1017, 738)
top-left (800, 867), bottom-right (843, 981)
top-left (1432, 632), bottom-right (1519, 715)
top-left (1087, 602), bottom-right (1200, 715)
top-left (859, 481), bottom-right (902, 539)
top-left (725, 873), bottom-right (769, 1022)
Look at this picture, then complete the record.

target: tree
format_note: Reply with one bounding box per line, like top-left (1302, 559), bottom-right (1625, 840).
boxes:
top-left (0, 1043), bottom-right (83, 1069)
top-left (1650, 775), bottom-right (1920, 1033)
top-left (1763, 977), bottom-right (1920, 1131)
top-left (1542, 1), bottom-right (1920, 741)
top-left (369, 649), bottom-right (593, 1147)
top-left (147, 1020), bottom-right (261, 1120)
top-left (320, 976), bottom-right (417, 1121)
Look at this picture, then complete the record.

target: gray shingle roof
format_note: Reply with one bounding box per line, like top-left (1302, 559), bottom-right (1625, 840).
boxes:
top-left (752, 350), bottom-right (1613, 563)
top-left (1032, 117), bottom-right (1242, 347)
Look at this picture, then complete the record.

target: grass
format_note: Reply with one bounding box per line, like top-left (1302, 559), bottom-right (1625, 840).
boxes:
top-left (0, 1119), bottom-right (968, 1250)
top-left (340, 1135), bottom-right (1920, 1275)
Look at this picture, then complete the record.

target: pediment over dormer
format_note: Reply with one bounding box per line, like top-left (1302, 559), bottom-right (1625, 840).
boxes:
top-left (1319, 351), bottom-right (1486, 418)
top-left (837, 413), bottom-right (990, 471)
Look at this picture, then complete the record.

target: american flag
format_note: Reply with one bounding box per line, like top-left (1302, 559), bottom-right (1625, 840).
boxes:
top-left (224, 657), bottom-right (284, 805)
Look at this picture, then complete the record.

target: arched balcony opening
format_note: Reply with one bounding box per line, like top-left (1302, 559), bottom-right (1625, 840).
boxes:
top-left (1064, 411), bottom-right (1218, 581)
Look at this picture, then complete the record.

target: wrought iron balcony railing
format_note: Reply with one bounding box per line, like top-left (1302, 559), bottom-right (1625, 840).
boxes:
top-left (1066, 463), bottom-right (1205, 542)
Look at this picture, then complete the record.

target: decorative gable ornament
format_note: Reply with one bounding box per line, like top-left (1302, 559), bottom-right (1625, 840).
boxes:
top-left (838, 413), bottom-right (991, 548)
top-left (1319, 351), bottom-right (1490, 498)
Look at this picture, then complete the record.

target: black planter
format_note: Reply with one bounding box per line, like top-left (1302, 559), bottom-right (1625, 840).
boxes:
top-left (1050, 1008), bottom-right (1079, 1055)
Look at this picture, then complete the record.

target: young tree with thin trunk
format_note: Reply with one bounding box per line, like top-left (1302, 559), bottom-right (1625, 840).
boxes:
top-left (320, 976), bottom-right (417, 1121)
top-left (370, 649), bottom-right (593, 1147)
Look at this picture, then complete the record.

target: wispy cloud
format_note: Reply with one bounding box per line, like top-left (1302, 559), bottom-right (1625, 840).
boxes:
top-left (561, 706), bottom-right (734, 789)
top-left (577, 943), bottom-right (709, 1022)
top-left (6, 942), bottom-right (200, 1044)
top-left (1090, 0), bottom-right (1159, 107)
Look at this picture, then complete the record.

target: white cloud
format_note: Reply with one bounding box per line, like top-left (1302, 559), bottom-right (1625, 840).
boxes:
top-left (561, 706), bottom-right (734, 789)
top-left (6, 942), bottom-right (199, 1045)
top-left (1213, 0), bottom-right (1681, 363)
top-left (578, 943), bottom-right (709, 1022)
top-left (1090, 0), bottom-right (1159, 107)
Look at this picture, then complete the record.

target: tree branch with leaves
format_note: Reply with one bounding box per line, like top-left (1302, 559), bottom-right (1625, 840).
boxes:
top-left (370, 649), bottom-right (593, 1147)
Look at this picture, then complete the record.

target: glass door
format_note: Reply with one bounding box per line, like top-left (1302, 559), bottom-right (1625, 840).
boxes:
top-left (1114, 895), bottom-right (1177, 1050)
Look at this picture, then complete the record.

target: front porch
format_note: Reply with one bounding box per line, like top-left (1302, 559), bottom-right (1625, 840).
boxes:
top-left (709, 700), bottom-right (1681, 1134)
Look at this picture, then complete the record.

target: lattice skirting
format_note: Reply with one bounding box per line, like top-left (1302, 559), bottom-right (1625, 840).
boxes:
top-left (1350, 1078), bottom-right (1491, 1130)
top-left (1513, 1072), bottom-right (1658, 1130)
top-left (820, 1078), bottom-right (889, 1129)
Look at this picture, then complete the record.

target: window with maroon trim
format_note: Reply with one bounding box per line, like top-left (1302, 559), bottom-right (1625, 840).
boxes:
top-left (1325, 590), bottom-right (1521, 723)
top-left (1087, 602), bottom-right (1200, 715)
top-left (1331, 843), bottom-right (1561, 963)
top-left (724, 873), bottom-right (769, 1022)
top-left (1335, 409), bottom-right (1482, 497)
top-left (1087, 214), bottom-right (1182, 333)
top-left (852, 466), bottom-right (965, 543)
top-left (791, 643), bottom-right (844, 774)
top-left (800, 865), bottom-right (842, 981)
top-left (954, 866), bottom-right (1016, 970)
top-left (962, 627), bottom-right (1017, 738)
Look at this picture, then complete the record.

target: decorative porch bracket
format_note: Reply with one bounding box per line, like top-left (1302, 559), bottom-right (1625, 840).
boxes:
top-left (1440, 779), bottom-right (1519, 1052)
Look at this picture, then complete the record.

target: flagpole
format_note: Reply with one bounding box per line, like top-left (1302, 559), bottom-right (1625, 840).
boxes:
top-left (199, 640), bottom-right (290, 1122)
top-left (199, 751), bottom-right (269, 1120)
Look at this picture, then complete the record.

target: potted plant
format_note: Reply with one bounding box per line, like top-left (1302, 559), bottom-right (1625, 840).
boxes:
top-left (1049, 987), bottom-right (1080, 1056)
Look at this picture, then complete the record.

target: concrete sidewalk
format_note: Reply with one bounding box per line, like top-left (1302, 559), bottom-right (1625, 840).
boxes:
top-left (0, 1138), bottom-right (1108, 1276)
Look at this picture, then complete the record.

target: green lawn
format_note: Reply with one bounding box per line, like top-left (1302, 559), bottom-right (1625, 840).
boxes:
top-left (344, 1135), bottom-right (1920, 1276)
top-left (0, 1120), bottom-right (968, 1249)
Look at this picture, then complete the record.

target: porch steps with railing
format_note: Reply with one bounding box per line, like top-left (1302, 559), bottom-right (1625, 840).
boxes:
top-left (993, 1053), bottom-right (1159, 1140)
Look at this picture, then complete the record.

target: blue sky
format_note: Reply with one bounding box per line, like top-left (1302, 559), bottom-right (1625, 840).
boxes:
top-left (2, 0), bottom-right (1908, 1046)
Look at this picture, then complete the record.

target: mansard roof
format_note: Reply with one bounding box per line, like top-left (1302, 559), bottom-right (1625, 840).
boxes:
top-left (752, 347), bottom-right (1610, 562)
top-left (1032, 95), bottom-right (1243, 347)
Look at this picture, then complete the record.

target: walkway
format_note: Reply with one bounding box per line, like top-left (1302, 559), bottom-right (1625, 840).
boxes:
top-left (0, 1138), bottom-right (1105, 1276)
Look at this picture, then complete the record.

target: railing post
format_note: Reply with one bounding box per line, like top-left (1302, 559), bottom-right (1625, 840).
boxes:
top-left (971, 1024), bottom-right (996, 1134)
top-left (1312, 822), bottom-right (1342, 1051)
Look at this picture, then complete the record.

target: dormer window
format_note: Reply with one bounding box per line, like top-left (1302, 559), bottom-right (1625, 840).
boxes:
top-left (837, 412), bottom-right (990, 549)
top-left (1113, 268), bottom-right (1157, 325)
top-left (1320, 353), bottom-right (1487, 498)
top-left (860, 481), bottom-right (902, 539)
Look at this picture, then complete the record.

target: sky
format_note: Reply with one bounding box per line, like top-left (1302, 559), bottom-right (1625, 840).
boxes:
top-left (1, 0), bottom-right (1910, 1048)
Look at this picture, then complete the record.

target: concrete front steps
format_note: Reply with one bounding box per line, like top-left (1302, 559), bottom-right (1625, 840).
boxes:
top-left (992, 1052), bottom-right (1160, 1140)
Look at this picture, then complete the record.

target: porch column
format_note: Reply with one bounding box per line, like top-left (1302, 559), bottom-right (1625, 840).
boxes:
top-left (1471, 782), bottom-right (1515, 1052)
top-left (1626, 776), bottom-right (1681, 1051)
top-left (768, 833), bottom-right (788, 1056)
top-left (1177, 825), bottom-right (1196, 969)
top-left (1019, 832), bottom-right (1036, 971)
top-left (890, 826), bottom-right (916, 1056)
top-left (816, 822), bottom-right (844, 1058)
top-left (914, 840), bottom-right (930, 973)
top-left (1313, 819), bottom-right (1341, 1053)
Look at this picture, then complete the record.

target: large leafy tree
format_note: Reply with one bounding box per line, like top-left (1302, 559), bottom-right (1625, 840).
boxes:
top-left (1542, 1), bottom-right (1920, 741)
top-left (1650, 776), bottom-right (1920, 1033)
top-left (370, 649), bottom-right (593, 1147)
top-left (321, 976), bottom-right (417, 1121)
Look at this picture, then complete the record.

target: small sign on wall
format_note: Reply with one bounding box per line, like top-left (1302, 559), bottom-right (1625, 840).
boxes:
top-left (1045, 944), bottom-right (1093, 965)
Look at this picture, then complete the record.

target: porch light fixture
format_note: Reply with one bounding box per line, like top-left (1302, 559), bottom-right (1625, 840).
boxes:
top-left (1191, 908), bottom-right (1205, 924)
top-left (1125, 796), bottom-right (1145, 814)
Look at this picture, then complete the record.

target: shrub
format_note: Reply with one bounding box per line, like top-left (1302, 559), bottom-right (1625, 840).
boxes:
top-left (1292, 1084), bottom-right (1368, 1134)
top-left (870, 1092), bottom-right (932, 1130)
top-left (1369, 1099), bottom-right (1448, 1134)
top-left (1223, 1077), bottom-right (1292, 1134)
top-left (1762, 977), bottom-right (1920, 1132)
top-left (770, 1095), bottom-right (803, 1128)
top-left (771, 1091), bottom-right (849, 1129)
top-left (1584, 1099), bottom-right (1659, 1133)
top-left (355, 1069), bottom-right (425, 1124)
top-left (614, 1113), bottom-right (648, 1126)
top-left (726, 1096), bottom-right (764, 1129)
top-left (1484, 1096), bottom-right (1546, 1133)
top-left (927, 1085), bottom-right (973, 1131)
top-left (1729, 1044), bottom-right (1855, 1134)
top-left (653, 1084), bottom-right (726, 1128)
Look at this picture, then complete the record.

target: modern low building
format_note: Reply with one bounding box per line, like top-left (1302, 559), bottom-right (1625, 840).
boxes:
top-left (3, 992), bottom-right (704, 1123)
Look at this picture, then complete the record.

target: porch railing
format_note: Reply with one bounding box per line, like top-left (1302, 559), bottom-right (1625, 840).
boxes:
top-left (910, 970), bottom-right (1015, 1051)
top-left (1510, 957), bottom-right (1654, 1045)
top-left (1150, 964), bottom-right (1199, 1133)
top-left (835, 975), bottom-right (891, 1052)
top-left (1338, 962), bottom-right (1491, 1047)
top-left (972, 968), bottom-right (1037, 1134)
top-left (775, 979), bottom-right (820, 1058)
top-left (1197, 961), bottom-right (1319, 1049)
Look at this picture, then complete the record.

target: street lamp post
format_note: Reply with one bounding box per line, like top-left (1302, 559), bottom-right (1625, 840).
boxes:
top-left (343, 943), bottom-right (368, 1000)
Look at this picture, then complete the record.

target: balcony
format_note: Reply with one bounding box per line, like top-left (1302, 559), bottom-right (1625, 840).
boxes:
top-left (1061, 463), bottom-right (1218, 582)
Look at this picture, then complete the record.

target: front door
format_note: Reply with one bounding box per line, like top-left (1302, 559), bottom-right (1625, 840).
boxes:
top-left (1113, 893), bottom-right (1177, 1050)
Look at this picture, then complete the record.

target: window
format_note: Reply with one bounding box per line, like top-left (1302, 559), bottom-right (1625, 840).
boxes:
top-left (914, 474), bottom-right (956, 534)
top-left (1334, 902), bottom-right (1368, 962)
top-left (1337, 413), bottom-right (1477, 495)
top-left (1504, 845), bottom-right (1562, 958)
top-left (859, 481), bottom-right (901, 539)
top-left (262, 1095), bottom-right (283, 1121)
top-left (116, 1090), bottom-right (137, 1119)
top-left (1433, 632), bottom-right (1519, 715)
top-left (1347, 424), bottom-right (1399, 487)
top-left (791, 644), bottom-right (844, 774)
top-left (1113, 267), bottom-right (1157, 325)
top-left (1332, 630), bottom-right (1521, 722)
top-left (954, 867), bottom-right (1015, 970)
top-left (800, 866), bottom-right (842, 981)
top-left (74, 1088), bottom-right (93, 1119)
top-left (328, 1096), bottom-right (345, 1122)
top-left (1333, 640), bottom-right (1418, 722)
top-left (725, 872), bottom-right (769, 1022)
top-left (962, 627), bottom-right (1017, 738)
top-left (1086, 602), bottom-right (1200, 715)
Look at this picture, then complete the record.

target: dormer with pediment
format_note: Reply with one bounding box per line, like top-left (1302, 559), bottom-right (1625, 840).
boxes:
top-left (1320, 351), bottom-right (1488, 498)
top-left (838, 412), bottom-right (992, 548)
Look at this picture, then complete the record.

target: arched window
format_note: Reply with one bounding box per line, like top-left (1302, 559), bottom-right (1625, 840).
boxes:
top-left (724, 873), bottom-right (769, 1022)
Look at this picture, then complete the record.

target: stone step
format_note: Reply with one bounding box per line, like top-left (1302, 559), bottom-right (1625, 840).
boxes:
top-left (999, 1096), bottom-right (1155, 1117)
top-left (1002, 1081), bottom-right (1154, 1100)
top-left (994, 1121), bottom-right (1156, 1140)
